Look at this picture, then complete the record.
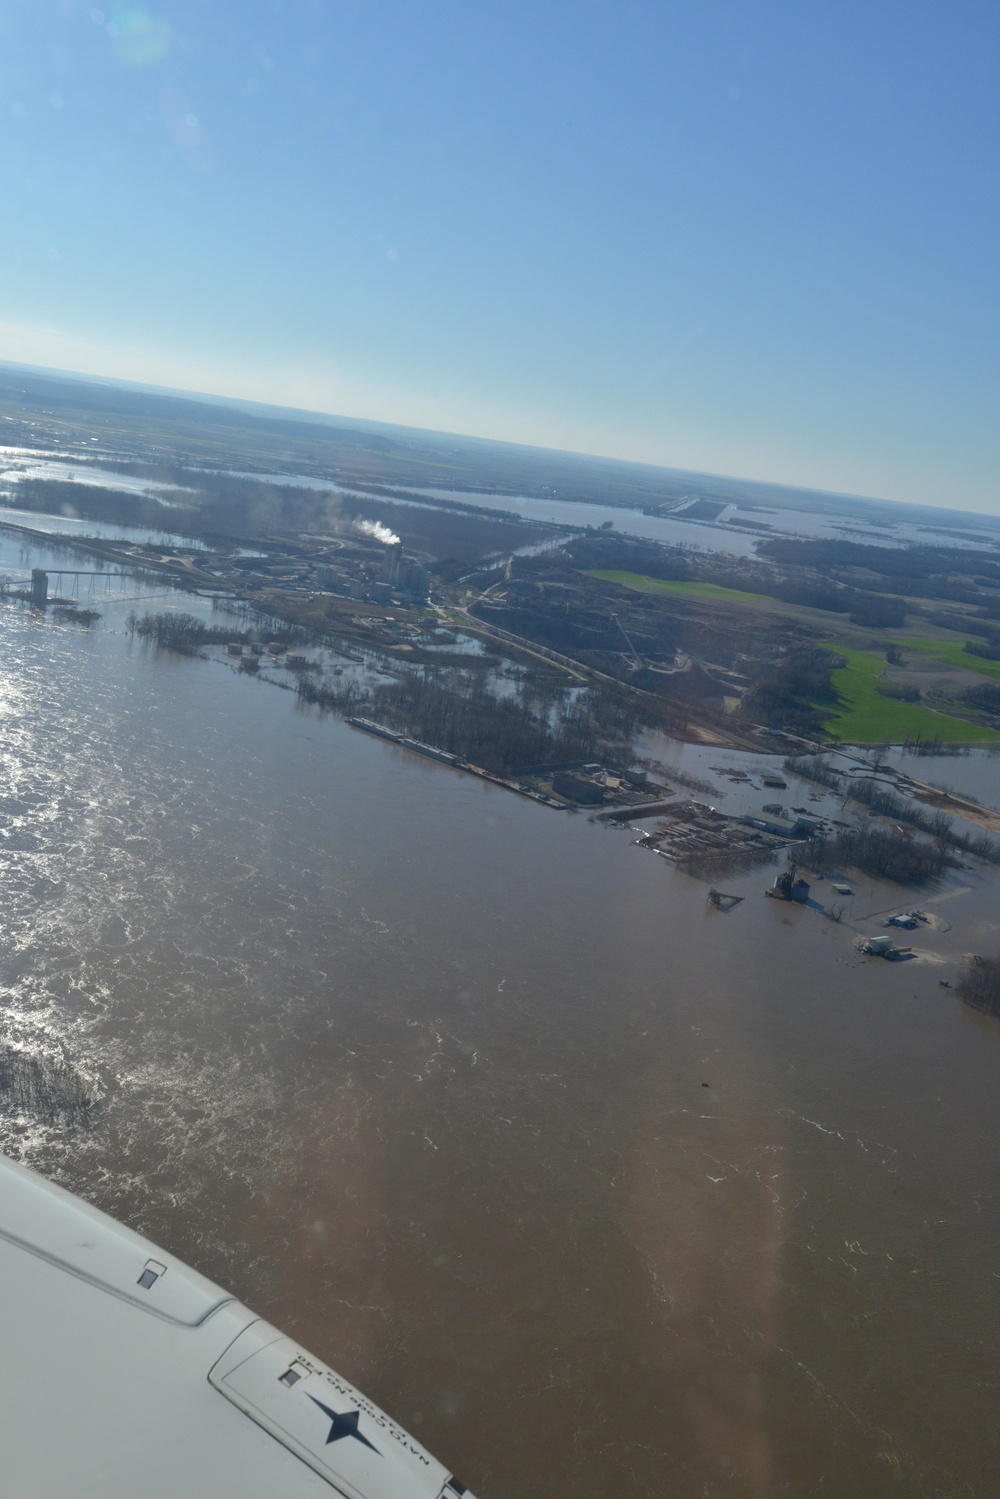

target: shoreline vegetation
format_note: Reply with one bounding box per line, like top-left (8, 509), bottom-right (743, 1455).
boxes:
top-left (784, 754), bottom-right (1000, 862)
top-left (296, 670), bottom-right (650, 780)
top-left (799, 822), bottom-right (949, 886)
top-left (127, 606), bottom-right (667, 781)
top-left (957, 956), bottom-right (1000, 1020)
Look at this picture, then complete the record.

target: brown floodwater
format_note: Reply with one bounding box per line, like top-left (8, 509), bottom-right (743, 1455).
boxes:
top-left (2, 543), bottom-right (1000, 1498)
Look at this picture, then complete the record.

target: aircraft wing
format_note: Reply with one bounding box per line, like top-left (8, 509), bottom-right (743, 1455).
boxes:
top-left (0, 1153), bottom-right (475, 1499)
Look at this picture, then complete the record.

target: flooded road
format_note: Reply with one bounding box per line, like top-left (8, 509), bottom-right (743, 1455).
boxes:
top-left (2, 533), bottom-right (1000, 1497)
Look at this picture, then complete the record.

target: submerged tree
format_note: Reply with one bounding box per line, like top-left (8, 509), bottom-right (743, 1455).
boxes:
top-left (798, 822), bottom-right (948, 886)
top-left (956, 956), bottom-right (1000, 1020)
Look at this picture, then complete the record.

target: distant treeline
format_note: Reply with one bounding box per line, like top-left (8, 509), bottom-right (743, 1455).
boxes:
top-left (565, 536), bottom-right (691, 581)
top-left (758, 536), bottom-right (1000, 586)
top-left (567, 535), bottom-right (909, 625)
top-left (757, 536), bottom-right (1000, 619)
top-left (10, 478), bottom-right (189, 532)
top-left (964, 640), bottom-right (1000, 661)
top-left (8, 473), bottom-right (552, 570)
top-left (920, 611), bottom-right (1000, 642)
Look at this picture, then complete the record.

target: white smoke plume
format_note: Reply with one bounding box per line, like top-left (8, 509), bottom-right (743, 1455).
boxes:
top-left (353, 518), bottom-right (401, 546)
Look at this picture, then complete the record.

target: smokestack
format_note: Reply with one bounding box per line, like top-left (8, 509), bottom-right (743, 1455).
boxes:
top-left (381, 541), bottom-right (403, 586)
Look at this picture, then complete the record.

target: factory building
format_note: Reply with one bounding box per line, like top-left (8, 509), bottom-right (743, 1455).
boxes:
top-left (381, 542), bottom-right (403, 586)
top-left (552, 773), bottom-right (606, 805)
top-left (742, 813), bottom-right (815, 839)
top-left (377, 544), bottom-right (430, 599)
top-left (398, 560), bottom-right (430, 599)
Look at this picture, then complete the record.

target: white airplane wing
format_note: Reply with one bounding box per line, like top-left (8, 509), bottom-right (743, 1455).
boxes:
top-left (0, 1153), bottom-right (475, 1499)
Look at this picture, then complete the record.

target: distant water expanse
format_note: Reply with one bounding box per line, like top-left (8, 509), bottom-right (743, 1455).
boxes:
top-left (2, 523), bottom-right (1000, 1498)
top-left (4, 417), bottom-right (999, 567)
top-left (0, 502), bottom-right (206, 552)
top-left (0, 445), bottom-right (195, 497)
top-left (400, 484), bottom-right (1000, 554)
top-left (885, 744), bottom-right (1000, 812)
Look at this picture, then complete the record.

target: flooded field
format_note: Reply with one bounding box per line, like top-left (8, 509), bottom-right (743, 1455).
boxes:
top-left (2, 528), bottom-right (1000, 1497)
top-left (886, 745), bottom-right (1000, 813)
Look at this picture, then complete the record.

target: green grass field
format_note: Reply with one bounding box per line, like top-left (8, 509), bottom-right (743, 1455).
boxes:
top-left (585, 570), bottom-right (769, 603)
top-left (894, 637), bottom-right (1000, 683)
top-left (584, 569), bottom-right (1000, 741)
top-left (819, 645), bottom-right (1000, 743)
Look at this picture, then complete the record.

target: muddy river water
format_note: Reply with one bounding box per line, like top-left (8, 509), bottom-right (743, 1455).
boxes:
top-left (2, 529), bottom-right (1000, 1498)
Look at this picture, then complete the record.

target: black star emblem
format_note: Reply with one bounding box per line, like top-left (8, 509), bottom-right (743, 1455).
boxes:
top-left (307, 1395), bottom-right (381, 1455)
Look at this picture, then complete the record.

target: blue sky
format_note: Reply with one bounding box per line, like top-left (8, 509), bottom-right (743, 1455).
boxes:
top-left (0, 1), bottom-right (997, 510)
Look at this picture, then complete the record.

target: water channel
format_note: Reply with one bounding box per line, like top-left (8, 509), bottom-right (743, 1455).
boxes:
top-left (1, 525), bottom-right (999, 1498)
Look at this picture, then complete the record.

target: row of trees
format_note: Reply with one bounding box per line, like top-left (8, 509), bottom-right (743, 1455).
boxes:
top-left (128, 610), bottom-right (249, 653)
top-left (957, 956), bottom-right (1000, 1019)
top-left (784, 753), bottom-right (1000, 863)
top-left (783, 753), bottom-right (843, 790)
top-left (14, 477), bottom-right (185, 532)
top-left (299, 668), bottom-right (645, 778)
top-left (964, 682), bottom-right (1000, 714)
top-left (846, 773), bottom-right (998, 862)
top-left (128, 606), bottom-right (316, 654)
top-left (875, 679), bottom-right (921, 702)
top-left (964, 640), bottom-right (1000, 661)
top-left (799, 823), bottom-right (948, 886)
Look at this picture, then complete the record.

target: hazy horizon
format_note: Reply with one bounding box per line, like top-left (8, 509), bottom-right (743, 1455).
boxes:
top-left (7, 354), bottom-right (1000, 529)
top-left (2, 4), bottom-right (998, 514)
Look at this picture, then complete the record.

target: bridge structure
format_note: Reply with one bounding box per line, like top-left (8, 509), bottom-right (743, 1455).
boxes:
top-left (5, 561), bottom-right (214, 609)
top-left (25, 567), bottom-right (136, 607)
